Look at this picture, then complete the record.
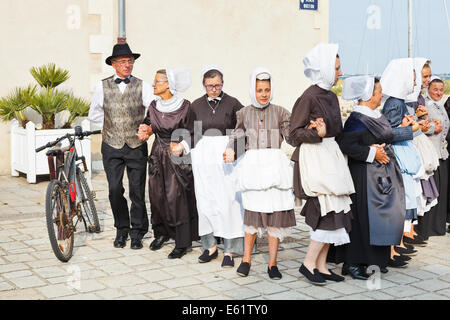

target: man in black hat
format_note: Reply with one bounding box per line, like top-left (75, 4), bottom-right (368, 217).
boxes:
top-left (88, 43), bottom-right (154, 249)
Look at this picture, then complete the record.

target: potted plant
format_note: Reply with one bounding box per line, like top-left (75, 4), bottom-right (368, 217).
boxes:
top-left (1, 63), bottom-right (93, 183)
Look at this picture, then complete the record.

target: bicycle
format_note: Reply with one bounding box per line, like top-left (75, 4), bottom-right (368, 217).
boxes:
top-left (36, 126), bottom-right (102, 262)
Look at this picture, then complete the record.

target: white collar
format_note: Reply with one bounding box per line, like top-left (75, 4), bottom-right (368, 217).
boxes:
top-left (353, 105), bottom-right (382, 119)
top-left (155, 95), bottom-right (184, 113)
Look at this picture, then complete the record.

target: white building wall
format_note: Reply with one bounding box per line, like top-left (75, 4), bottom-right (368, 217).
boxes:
top-left (0, 0), bottom-right (329, 175)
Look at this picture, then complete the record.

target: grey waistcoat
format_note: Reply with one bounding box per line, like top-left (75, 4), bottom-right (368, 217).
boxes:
top-left (102, 76), bottom-right (145, 149)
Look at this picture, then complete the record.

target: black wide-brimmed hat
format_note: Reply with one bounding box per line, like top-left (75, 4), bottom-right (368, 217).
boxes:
top-left (105, 43), bottom-right (141, 65)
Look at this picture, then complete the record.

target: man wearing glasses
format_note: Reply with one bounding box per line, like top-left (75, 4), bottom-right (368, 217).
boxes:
top-left (88, 43), bottom-right (155, 250)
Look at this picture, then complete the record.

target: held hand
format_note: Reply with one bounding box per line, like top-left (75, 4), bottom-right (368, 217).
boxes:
top-left (433, 120), bottom-right (443, 133)
top-left (418, 120), bottom-right (431, 132)
top-left (401, 116), bottom-right (412, 127)
top-left (316, 120), bottom-right (327, 138)
top-left (169, 142), bottom-right (184, 156)
top-left (136, 132), bottom-right (150, 141)
top-left (411, 121), bottom-right (420, 133)
top-left (416, 105), bottom-right (428, 117)
top-left (307, 120), bottom-right (317, 130)
top-left (374, 144), bottom-right (389, 164)
top-left (139, 124), bottom-right (153, 136)
top-left (223, 148), bottom-right (235, 163)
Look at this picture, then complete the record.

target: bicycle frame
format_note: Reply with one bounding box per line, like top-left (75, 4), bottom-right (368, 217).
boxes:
top-left (47, 137), bottom-right (88, 236)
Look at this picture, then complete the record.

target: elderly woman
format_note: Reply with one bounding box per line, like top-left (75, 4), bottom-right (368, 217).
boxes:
top-left (190, 65), bottom-right (245, 267)
top-left (404, 60), bottom-right (440, 244)
top-left (423, 77), bottom-right (450, 236)
top-left (380, 58), bottom-right (423, 268)
top-left (290, 43), bottom-right (354, 285)
top-left (223, 67), bottom-right (296, 280)
top-left (137, 68), bottom-right (199, 259)
top-left (332, 76), bottom-right (405, 277)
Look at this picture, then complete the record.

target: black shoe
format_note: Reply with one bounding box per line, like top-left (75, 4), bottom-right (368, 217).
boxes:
top-left (341, 263), bottom-right (370, 280)
top-left (168, 247), bottom-right (187, 259)
top-left (394, 246), bottom-right (417, 256)
top-left (130, 239), bottom-right (143, 250)
top-left (380, 267), bottom-right (389, 274)
top-left (113, 235), bottom-right (127, 248)
top-left (388, 257), bottom-right (408, 268)
top-left (299, 264), bottom-right (326, 285)
top-left (198, 249), bottom-right (218, 263)
top-left (447, 225), bottom-right (450, 233)
top-left (236, 262), bottom-right (251, 277)
top-left (149, 236), bottom-right (169, 251)
top-left (221, 255), bottom-right (235, 268)
top-left (393, 254), bottom-right (411, 262)
top-left (267, 266), bottom-right (282, 280)
top-left (318, 269), bottom-right (345, 282)
top-left (404, 236), bottom-right (427, 247)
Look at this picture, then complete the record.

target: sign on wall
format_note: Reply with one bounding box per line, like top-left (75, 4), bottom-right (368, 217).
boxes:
top-left (300, 0), bottom-right (318, 11)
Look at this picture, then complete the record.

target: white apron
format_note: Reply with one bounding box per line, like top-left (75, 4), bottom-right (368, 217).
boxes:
top-left (234, 148), bottom-right (295, 213)
top-left (299, 137), bottom-right (355, 217)
top-left (413, 133), bottom-right (440, 180)
top-left (191, 136), bottom-right (245, 239)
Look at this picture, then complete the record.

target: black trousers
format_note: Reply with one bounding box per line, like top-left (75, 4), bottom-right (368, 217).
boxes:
top-left (102, 142), bottom-right (149, 240)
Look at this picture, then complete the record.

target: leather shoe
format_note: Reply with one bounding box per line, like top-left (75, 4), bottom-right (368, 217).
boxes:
top-left (130, 239), bottom-right (143, 250)
top-left (380, 267), bottom-right (389, 274)
top-left (113, 235), bottom-right (127, 248)
top-left (198, 249), bottom-right (218, 263)
top-left (168, 247), bottom-right (187, 259)
top-left (394, 246), bottom-right (417, 256)
top-left (404, 236), bottom-right (427, 247)
top-left (149, 236), bottom-right (169, 251)
top-left (341, 263), bottom-right (370, 280)
top-left (318, 269), bottom-right (345, 282)
top-left (299, 264), bottom-right (326, 285)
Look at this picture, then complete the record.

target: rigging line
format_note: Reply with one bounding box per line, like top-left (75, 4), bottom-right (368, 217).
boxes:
top-left (386, 0), bottom-right (394, 68)
top-left (357, 0), bottom-right (370, 74)
top-left (414, 0), bottom-right (420, 56)
top-left (444, 0), bottom-right (450, 37)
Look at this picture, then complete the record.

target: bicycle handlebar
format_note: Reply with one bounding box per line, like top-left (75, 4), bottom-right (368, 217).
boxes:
top-left (35, 127), bottom-right (101, 153)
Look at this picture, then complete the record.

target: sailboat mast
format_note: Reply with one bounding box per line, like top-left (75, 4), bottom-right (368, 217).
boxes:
top-left (408, 0), bottom-right (413, 58)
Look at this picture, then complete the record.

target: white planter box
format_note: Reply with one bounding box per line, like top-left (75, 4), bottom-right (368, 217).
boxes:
top-left (10, 119), bottom-right (92, 183)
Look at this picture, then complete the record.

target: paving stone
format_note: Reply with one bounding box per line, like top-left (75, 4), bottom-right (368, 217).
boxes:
top-left (160, 276), bottom-right (202, 289)
top-left (37, 284), bottom-right (76, 299)
top-left (410, 278), bottom-right (450, 292)
top-left (2, 270), bottom-right (33, 279)
top-left (10, 276), bottom-right (46, 289)
top-left (96, 288), bottom-right (124, 299)
top-left (97, 274), bottom-right (146, 289)
top-left (265, 290), bottom-right (314, 300)
top-left (300, 284), bottom-right (343, 300)
top-left (175, 284), bottom-right (218, 299)
top-left (381, 285), bottom-right (428, 298)
top-left (244, 281), bottom-right (288, 295)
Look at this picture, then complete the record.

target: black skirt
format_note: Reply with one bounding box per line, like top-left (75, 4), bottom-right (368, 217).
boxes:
top-left (416, 158), bottom-right (449, 239)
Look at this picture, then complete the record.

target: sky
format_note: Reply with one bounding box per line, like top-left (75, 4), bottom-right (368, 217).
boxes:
top-left (329, 0), bottom-right (450, 76)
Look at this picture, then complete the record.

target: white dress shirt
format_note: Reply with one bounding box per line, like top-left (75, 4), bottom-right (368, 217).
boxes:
top-left (88, 75), bottom-right (155, 129)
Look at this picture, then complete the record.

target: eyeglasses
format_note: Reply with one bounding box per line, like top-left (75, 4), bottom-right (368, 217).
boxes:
top-left (153, 79), bottom-right (168, 85)
top-left (114, 59), bottom-right (135, 66)
top-left (204, 84), bottom-right (223, 91)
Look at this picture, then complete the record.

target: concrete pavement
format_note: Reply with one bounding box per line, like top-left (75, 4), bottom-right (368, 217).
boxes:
top-left (0, 170), bottom-right (449, 300)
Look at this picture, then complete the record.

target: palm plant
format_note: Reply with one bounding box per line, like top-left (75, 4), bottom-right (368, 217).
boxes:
top-left (64, 95), bottom-right (90, 128)
top-left (28, 88), bottom-right (68, 129)
top-left (30, 63), bottom-right (70, 89)
top-left (0, 63), bottom-right (90, 129)
top-left (0, 85), bottom-right (37, 127)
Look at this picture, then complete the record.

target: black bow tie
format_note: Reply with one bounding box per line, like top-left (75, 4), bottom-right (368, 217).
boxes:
top-left (115, 77), bottom-right (130, 84)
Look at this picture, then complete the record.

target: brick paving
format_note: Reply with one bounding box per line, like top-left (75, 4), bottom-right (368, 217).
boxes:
top-left (0, 171), bottom-right (449, 300)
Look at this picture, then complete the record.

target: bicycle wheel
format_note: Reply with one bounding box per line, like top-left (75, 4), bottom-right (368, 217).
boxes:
top-left (76, 167), bottom-right (101, 233)
top-left (45, 179), bottom-right (74, 262)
